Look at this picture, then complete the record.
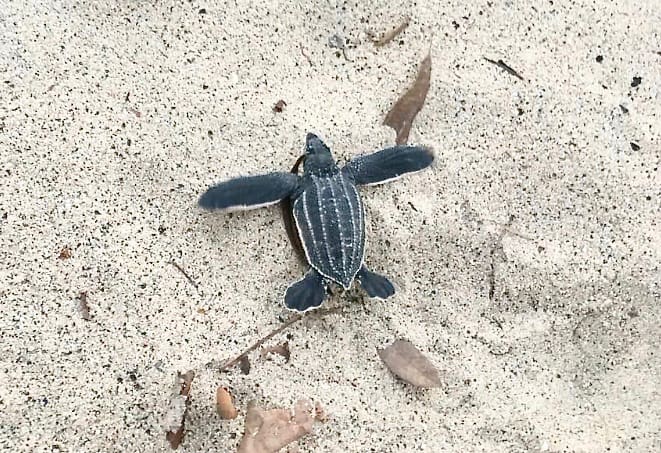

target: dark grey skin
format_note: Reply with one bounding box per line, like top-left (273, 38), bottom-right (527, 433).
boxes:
top-left (199, 133), bottom-right (434, 312)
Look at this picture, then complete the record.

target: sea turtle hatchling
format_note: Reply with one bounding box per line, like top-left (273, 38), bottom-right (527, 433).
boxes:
top-left (199, 133), bottom-right (434, 312)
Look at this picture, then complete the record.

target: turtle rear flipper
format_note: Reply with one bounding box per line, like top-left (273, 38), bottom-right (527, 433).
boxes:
top-left (284, 269), bottom-right (327, 312)
top-left (199, 172), bottom-right (299, 212)
top-left (344, 145), bottom-right (433, 186)
top-left (357, 266), bottom-right (395, 300)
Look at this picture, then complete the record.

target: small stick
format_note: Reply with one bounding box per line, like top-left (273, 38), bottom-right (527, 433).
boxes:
top-left (220, 314), bottom-right (303, 371)
top-left (219, 307), bottom-right (342, 372)
top-left (170, 260), bottom-right (199, 290)
top-left (373, 16), bottom-right (410, 47)
top-left (483, 57), bottom-right (525, 81)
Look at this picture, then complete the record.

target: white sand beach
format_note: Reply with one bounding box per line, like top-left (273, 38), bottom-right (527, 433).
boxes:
top-left (1, 1), bottom-right (659, 451)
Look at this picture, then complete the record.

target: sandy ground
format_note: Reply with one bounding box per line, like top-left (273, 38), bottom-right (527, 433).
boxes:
top-left (1, 0), bottom-right (660, 451)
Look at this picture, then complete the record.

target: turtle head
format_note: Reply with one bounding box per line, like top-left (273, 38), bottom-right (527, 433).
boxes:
top-left (303, 133), bottom-right (336, 174)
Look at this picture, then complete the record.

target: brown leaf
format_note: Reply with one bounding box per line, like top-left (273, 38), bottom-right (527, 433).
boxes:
top-left (383, 52), bottom-right (431, 145)
top-left (58, 246), bottom-right (72, 259)
top-left (164, 370), bottom-right (195, 449)
top-left (237, 399), bottom-right (316, 453)
top-left (77, 291), bottom-right (91, 321)
top-left (372, 16), bottom-right (410, 47)
top-left (216, 386), bottom-right (238, 419)
top-left (377, 340), bottom-right (441, 388)
top-left (272, 100), bottom-right (287, 113)
top-left (260, 341), bottom-right (290, 363)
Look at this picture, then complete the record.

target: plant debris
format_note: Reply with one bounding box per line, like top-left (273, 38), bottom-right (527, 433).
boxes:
top-left (219, 314), bottom-right (302, 372)
top-left (272, 100), bottom-right (287, 113)
top-left (58, 246), bottom-right (72, 259)
top-left (164, 370), bottom-right (195, 449)
top-left (260, 341), bottom-right (291, 363)
top-left (169, 260), bottom-right (199, 290)
top-left (483, 57), bottom-right (525, 81)
top-left (371, 16), bottom-right (410, 47)
top-left (384, 52), bottom-right (431, 145)
top-left (239, 355), bottom-right (251, 375)
top-left (377, 340), bottom-right (441, 388)
top-left (237, 399), bottom-right (318, 453)
top-left (216, 386), bottom-right (239, 419)
top-left (77, 291), bottom-right (91, 321)
top-left (219, 308), bottom-right (340, 374)
top-left (299, 42), bottom-right (313, 66)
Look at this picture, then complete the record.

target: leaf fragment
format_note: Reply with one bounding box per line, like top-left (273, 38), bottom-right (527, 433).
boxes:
top-left (377, 340), bottom-right (441, 388)
top-left (272, 100), bottom-right (287, 113)
top-left (216, 386), bottom-right (239, 419)
top-left (58, 246), bottom-right (72, 259)
top-left (372, 16), bottom-right (410, 47)
top-left (384, 52), bottom-right (431, 145)
top-left (237, 399), bottom-right (317, 453)
top-left (164, 370), bottom-right (195, 449)
top-left (260, 341), bottom-right (291, 363)
top-left (239, 355), bottom-right (251, 375)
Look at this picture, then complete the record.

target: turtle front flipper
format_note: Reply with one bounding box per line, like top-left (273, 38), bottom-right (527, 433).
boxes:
top-left (343, 145), bottom-right (433, 186)
top-left (357, 266), bottom-right (395, 300)
top-left (284, 269), bottom-right (327, 312)
top-left (199, 172), bottom-right (300, 212)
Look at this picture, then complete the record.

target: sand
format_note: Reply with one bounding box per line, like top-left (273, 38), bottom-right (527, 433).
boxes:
top-left (1, 0), bottom-right (659, 451)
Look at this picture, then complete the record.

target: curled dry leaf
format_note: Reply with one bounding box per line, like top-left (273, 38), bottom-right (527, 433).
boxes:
top-left (260, 341), bottom-right (291, 363)
top-left (383, 52), bottom-right (431, 145)
top-left (377, 340), bottom-right (441, 388)
top-left (216, 386), bottom-right (238, 419)
top-left (163, 370), bottom-right (195, 449)
top-left (237, 399), bottom-right (317, 453)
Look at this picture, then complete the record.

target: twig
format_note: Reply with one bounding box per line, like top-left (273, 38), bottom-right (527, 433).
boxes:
top-left (487, 215), bottom-right (514, 300)
top-left (220, 314), bottom-right (303, 371)
top-left (170, 260), bottom-right (199, 290)
top-left (299, 43), bottom-right (313, 66)
top-left (219, 307), bottom-right (342, 372)
top-left (373, 16), bottom-right (410, 47)
top-left (483, 57), bottom-right (525, 81)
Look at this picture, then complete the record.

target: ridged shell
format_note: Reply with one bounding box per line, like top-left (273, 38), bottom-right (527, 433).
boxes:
top-left (292, 171), bottom-right (364, 288)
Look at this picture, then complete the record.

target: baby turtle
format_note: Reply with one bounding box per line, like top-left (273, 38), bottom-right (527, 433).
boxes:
top-left (199, 133), bottom-right (434, 312)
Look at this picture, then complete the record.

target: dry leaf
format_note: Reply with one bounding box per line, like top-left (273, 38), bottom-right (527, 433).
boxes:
top-left (164, 370), bottom-right (195, 449)
top-left (372, 16), bottom-right (410, 47)
top-left (260, 341), bottom-right (291, 363)
top-left (377, 340), bottom-right (441, 388)
top-left (58, 246), bottom-right (72, 259)
top-left (272, 100), bottom-right (287, 113)
top-left (77, 291), bottom-right (91, 321)
top-left (237, 399), bottom-right (316, 453)
top-left (239, 355), bottom-right (251, 375)
top-left (383, 52), bottom-right (431, 145)
top-left (216, 386), bottom-right (238, 419)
